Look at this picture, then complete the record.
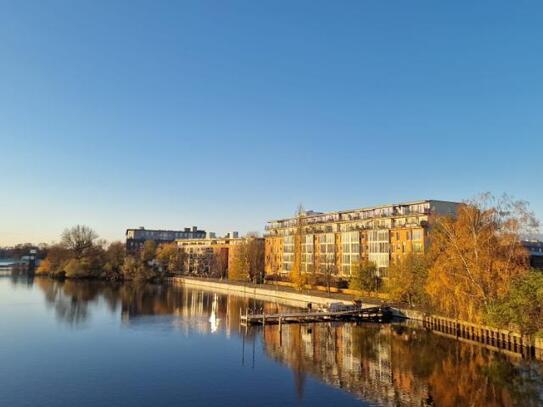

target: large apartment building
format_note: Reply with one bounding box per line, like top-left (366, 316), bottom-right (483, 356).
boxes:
top-left (125, 226), bottom-right (206, 254)
top-left (264, 200), bottom-right (459, 279)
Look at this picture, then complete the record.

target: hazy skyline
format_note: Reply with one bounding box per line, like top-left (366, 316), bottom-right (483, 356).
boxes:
top-left (1, 1), bottom-right (542, 245)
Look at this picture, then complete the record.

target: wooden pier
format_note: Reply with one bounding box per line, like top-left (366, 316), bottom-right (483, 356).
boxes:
top-left (241, 306), bottom-right (393, 326)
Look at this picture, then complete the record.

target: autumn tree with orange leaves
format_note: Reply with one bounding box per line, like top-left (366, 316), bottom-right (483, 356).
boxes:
top-left (290, 205), bottom-right (306, 291)
top-left (425, 194), bottom-right (539, 323)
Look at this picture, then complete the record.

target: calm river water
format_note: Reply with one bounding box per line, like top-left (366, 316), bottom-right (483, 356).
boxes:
top-left (1, 277), bottom-right (542, 407)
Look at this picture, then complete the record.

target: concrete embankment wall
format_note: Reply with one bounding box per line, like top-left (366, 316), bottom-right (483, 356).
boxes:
top-left (171, 276), bottom-right (424, 318)
top-left (170, 277), bottom-right (359, 308)
top-left (170, 276), bottom-right (542, 357)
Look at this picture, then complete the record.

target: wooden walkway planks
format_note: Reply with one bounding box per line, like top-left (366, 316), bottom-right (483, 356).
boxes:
top-left (241, 306), bottom-right (393, 326)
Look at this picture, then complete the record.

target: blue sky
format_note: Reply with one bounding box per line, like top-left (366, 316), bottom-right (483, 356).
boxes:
top-left (1, 1), bottom-right (542, 245)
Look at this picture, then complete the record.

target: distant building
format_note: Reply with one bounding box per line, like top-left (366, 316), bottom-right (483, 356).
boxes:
top-left (125, 226), bottom-right (206, 254)
top-left (265, 200), bottom-right (460, 279)
top-left (522, 240), bottom-right (543, 269)
top-left (0, 259), bottom-right (24, 275)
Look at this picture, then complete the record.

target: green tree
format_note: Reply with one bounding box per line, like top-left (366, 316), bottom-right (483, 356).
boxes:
top-left (486, 270), bottom-right (543, 338)
top-left (387, 253), bottom-right (428, 306)
top-left (349, 259), bottom-right (380, 293)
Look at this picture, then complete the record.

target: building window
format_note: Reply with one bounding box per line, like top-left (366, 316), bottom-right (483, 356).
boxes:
top-left (368, 229), bottom-right (390, 269)
top-left (283, 236), bottom-right (294, 272)
top-left (318, 233), bottom-right (336, 272)
top-left (340, 231), bottom-right (359, 276)
top-left (302, 234), bottom-right (314, 273)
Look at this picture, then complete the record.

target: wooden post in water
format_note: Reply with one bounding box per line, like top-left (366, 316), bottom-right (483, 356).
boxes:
top-left (262, 312), bottom-right (266, 326)
top-left (279, 316), bottom-right (283, 347)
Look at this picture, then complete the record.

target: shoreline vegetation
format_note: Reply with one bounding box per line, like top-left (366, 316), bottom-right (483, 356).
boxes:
top-left (34, 194), bottom-right (543, 341)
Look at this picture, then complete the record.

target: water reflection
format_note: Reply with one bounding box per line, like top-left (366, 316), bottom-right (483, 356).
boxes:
top-left (265, 323), bottom-right (543, 406)
top-left (25, 278), bottom-right (543, 406)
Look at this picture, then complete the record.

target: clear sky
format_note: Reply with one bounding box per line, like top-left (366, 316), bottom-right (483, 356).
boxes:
top-left (1, 1), bottom-right (542, 245)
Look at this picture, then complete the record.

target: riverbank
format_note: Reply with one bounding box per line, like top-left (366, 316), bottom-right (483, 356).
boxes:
top-left (170, 276), bottom-right (543, 359)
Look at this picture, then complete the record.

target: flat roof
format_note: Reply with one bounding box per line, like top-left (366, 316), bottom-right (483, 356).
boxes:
top-left (125, 228), bottom-right (205, 234)
top-left (266, 199), bottom-right (460, 224)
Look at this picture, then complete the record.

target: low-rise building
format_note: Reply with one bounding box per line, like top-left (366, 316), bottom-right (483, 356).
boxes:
top-left (265, 200), bottom-right (459, 279)
top-left (125, 226), bottom-right (206, 254)
top-left (176, 233), bottom-right (264, 278)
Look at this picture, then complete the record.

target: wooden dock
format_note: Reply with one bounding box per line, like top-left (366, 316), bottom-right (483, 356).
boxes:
top-left (241, 306), bottom-right (393, 326)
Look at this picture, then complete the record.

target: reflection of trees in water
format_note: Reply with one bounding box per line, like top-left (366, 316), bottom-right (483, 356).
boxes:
top-left (33, 279), bottom-right (194, 326)
top-left (28, 279), bottom-right (543, 406)
top-left (32, 279), bottom-right (275, 341)
top-left (262, 322), bottom-right (543, 407)
top-left (9, 275), bottom-right (34, 288)
top-left (35, 279), bottom-right (111, 326)
top-left (425, 345), bottom-right (543, 407)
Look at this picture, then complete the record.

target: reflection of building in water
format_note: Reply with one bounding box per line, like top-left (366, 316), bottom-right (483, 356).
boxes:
top-left (264, 323), bottom-right (431, 406)
top-left (209, 294), bottom-right (220, 333)
top-left (262, 321), bottom-right (539, 407)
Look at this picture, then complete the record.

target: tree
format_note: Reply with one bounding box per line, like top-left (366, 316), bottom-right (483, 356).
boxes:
top-left (228, 243), bottom-right (249, 281)
top-left (387, 253), bottom-right (428, 306)
top-left (64, 258), bottom-right (85, 279)
top-left (61, 225), bottom-right (98, 259)
top-left (210, 248), bottom-right (228, 279)
top-left (156, 242), bottom-right (185, 274)
top-left (103, 241), bottom-right (125, 280)
top-left (290, 205), bottom-right (306, 290)
top-left (486, 270), bottom-right (543, 338)
top-left (320, 262), bottom-right (336, 296)
top-left (122, 255), bottom-right (157, 282)
top-left (245, 237), bottom-right (265, 283)
top-left (141, 240), bottom-right (157, 263)
top-left (36, 258), bottom-right (51, 275)
top-left (38, 244), bottom-right (71, 278)
top-left (82, 244), bottom-right (106, 276)
top-left (425, 194), bottom-right (536, 322)
top-left (349, 259), bottom-right (380, 293)
top-left (122, 256), bottom-right (138, 280)
top-left (40, 225), bottom-right (104, 279)
top-left (226, 237), bottom-right (265, 282)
